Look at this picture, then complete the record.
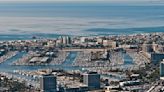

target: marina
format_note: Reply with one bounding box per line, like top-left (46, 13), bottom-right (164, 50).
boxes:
top-left (0, 50), bottom-right (136, 80)
top-left (0, 0), bottom-right (163, 91)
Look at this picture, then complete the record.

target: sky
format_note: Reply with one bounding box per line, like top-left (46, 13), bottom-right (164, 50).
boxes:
top-left (0, 0), bottom-right (162, 2)
top-left (0, 0), bottom-right (163, 5)
top-left (0, 0), bottom-right (164, 5)
top-left (0, 0), bottom-right (162, 5)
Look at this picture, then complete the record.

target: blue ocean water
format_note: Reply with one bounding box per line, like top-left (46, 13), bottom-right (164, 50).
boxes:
top-left (85, 26), bottom-right (164, 35)
top-left (0, 2), bottom-right (163, 39)
top-left (0, 34), bottom-right (61, 41)
top-left (0, 2), bottom-right (164, 19)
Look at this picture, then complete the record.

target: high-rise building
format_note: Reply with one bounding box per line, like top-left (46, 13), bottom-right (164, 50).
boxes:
top-left (142, 44), bottom-right (153, 53)
top-left (40, 74), bottom-right (57, 92)
top-left (160, 60), bottom-right (164, 79)
top-left (66, 36), bottom-right (72, 44)
top-left (151, 53), bottom-right (164, 64)
top-left (62, 36), bottom-right (67, 45)
top-left (83, 72), bottom-right (100, 89)
top-left (80, 37), bottom-right (86, 43)
top-left (60, 36), bottom-right (71, 45)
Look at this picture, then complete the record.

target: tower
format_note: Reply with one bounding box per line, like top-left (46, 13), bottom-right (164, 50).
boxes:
top-left (83, 72), bottom-right (100, 89)
top-left (40, 74), bottom-right (57, 92)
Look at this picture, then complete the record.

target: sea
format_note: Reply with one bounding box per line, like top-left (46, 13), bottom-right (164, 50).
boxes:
top-left (0, 2), bottom-right (164, 40)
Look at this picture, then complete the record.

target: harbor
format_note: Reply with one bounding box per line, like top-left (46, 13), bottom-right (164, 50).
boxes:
top-left (0, 50), bottom-right (137, 81)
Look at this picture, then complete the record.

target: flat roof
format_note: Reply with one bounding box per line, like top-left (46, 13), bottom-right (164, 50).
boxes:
top-left (160, 77), bottom-right (164, 80)
top-left (83, 72), bottom-right (99, 75)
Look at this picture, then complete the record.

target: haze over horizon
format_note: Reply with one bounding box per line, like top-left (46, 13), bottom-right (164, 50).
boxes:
top-left (0, 0), bottom-right (163, 35)
top-left (0, 0), bottom-right (163, 3)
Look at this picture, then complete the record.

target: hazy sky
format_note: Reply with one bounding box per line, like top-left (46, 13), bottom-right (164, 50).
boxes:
top-left (0, 0), bottom-right (162, 2)
top-left (0, 0), bottom-right (163, 4)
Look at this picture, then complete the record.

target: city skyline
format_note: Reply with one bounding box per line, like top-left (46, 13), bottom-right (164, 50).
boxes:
top-left (0, 0), bottom-right (163, 91)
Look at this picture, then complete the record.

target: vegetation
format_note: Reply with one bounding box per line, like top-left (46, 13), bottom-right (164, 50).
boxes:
top-left (131, 63), bottom-right (160, 83)
top-left (0, 76), bottom-right (34, 92)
